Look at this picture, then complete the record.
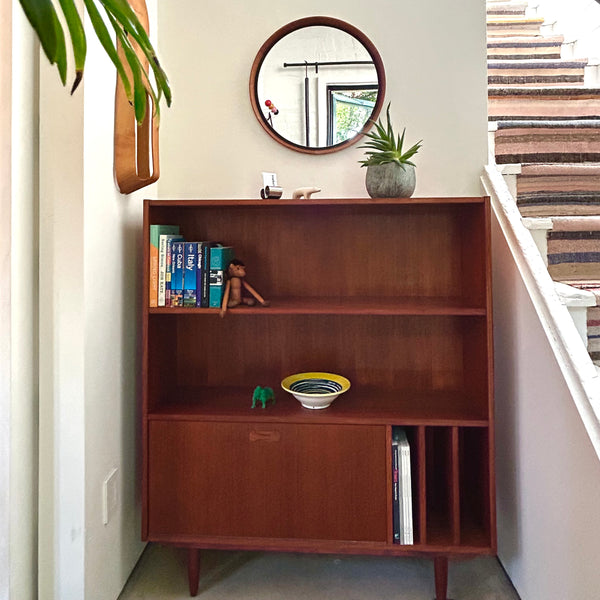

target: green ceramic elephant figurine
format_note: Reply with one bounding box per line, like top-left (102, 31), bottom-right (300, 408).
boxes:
top-left (252, 386), bottom-right (275, 409)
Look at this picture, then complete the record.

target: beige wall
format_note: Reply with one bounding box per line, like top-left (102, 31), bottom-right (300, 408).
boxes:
top-left (157, 0), bottom-right (488, 199)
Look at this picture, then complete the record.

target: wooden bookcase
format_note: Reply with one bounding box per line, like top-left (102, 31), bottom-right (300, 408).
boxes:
top-left (142, 198), bottom-right (496, 599)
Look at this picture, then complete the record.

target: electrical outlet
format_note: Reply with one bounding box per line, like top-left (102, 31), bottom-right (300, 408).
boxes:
top-left (102, 468), bottom-right (119, 525)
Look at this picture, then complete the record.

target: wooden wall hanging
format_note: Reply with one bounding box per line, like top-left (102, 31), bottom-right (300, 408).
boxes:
top-left (114, 0), bottom-right (160, 194)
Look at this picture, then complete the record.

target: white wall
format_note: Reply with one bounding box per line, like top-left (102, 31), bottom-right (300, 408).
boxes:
top-left (37, 3), bottom-right (157, 598)
top-left (492, 210), bottom-right (600, 600)
top-left (534, 0), bottom-right (600, 61)
top-left (81, 7), bottom-right (153, 597)
top-left (156, 0), bottom-right (488, 199)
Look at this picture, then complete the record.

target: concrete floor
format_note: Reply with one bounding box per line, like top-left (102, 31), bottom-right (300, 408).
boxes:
top-left (118, 544), bottom-right (521, 600)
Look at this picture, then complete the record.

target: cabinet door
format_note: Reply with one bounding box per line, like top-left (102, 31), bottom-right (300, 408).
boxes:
top-left (148, 421), bottom-right (387, 542)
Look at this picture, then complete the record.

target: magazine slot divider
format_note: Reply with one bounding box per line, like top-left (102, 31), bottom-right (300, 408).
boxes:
top-left (451, 426), bottom-right (461, 545)
top-left (417, 426), bottom-right (427, 545)
top-left (405, 427), bottom-right (420, 545)
top-left (386, 426), bottom-right (394, 545)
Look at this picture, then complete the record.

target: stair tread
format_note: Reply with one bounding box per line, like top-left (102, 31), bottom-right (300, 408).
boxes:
top-left (487, 35), bottom-right (564, 47)
top-left (489, 87), bottom-right (600, 96)
top-left (496, 119), bottom-right (600, 128)
top-left (488, 59), bottom-right (588, 67)
top-left (487, 17), bottom-right (544, 24)
top-left (519, 163), bottom-right (600, 174)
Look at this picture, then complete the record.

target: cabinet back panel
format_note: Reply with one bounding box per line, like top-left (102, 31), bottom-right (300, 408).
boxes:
top-left (168, 314), bottom-right (482, 393)
top-left (149, 204), bottom-right (486, 303)
top-left (459, 428), bottom-right (492, 547)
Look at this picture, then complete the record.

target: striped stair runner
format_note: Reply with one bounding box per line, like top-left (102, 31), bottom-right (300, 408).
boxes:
top-left (487, 17), bottom-right (545, 37)
top-left (487, 2), bottom-right (528, 17)
top-left (488, 35), bottom-right (564, 60)
top-left (546, 217), bottom-right (600, 280)
top-left (488, 59), bottom-right (587, 86)
top-left (488, 87), bottom-right (600, 121)
top-left (487, 0), bottom-right (600, 366)
top-left (494, 120), bottom-right (600, 164)
top-left (516, 163), bottom-right (600, 216)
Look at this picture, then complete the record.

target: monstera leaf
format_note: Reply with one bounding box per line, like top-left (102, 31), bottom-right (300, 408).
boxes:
top-left (18, 0), bottom-right (170, 124)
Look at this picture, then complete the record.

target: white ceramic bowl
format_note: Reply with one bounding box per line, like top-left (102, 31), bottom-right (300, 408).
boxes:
top-left (281, 372), bottom-right (351, 409)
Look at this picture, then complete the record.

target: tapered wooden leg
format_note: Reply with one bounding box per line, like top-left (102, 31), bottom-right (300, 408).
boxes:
top-left (434, 556), bottom-right (449, 600)
top-left (188, 548), bottom-right (200, 597)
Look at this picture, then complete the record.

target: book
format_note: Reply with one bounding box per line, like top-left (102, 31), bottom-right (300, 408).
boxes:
top-left (170, 241), bottom-right (185, 307)
top-left (159, 234), bottom-right (183, 306)
top-left (195, 242), bottom-right (211, 308)
top-left (392, 439), bottom-right (400, 543)
top-left (149, 225), bottom-right (180, 307)
top-left (200, 242), bottom-right (220, 308)
top-left (183, 242), bottom-right (198, 307)
top-left (208, 245), bottom-right (234, 308)
top-left (165, 236), bottom-right (181, 307)
top-left (393, 427), bottom-right (413, 545)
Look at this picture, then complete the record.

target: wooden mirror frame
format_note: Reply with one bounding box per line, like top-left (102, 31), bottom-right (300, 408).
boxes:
top-left (249, 16), bottom-right (386, 155)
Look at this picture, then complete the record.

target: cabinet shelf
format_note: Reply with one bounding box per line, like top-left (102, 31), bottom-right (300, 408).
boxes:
top-left (149, 296), bottom-right (487, 316)
top-left (147, 386), bottom-right (489, 426)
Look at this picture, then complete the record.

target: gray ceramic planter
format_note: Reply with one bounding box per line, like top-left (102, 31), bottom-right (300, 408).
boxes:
top-left (365, 163), bottom-right (416, 198)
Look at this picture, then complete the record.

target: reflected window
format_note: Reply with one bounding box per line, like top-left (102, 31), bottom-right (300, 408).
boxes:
top-left (327, 86), bottom-right (377, 145)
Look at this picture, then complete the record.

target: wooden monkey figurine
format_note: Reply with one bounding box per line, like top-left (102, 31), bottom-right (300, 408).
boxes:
top-left (220, 259), bottom-right (269, 317)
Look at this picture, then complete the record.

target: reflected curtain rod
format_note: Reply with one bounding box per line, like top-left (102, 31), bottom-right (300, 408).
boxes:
top-left (283, 60), bottom-right (374, 73)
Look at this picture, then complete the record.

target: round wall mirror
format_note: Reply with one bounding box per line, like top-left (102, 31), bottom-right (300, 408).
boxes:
top-left (249, 16), bottom-right (386, 155)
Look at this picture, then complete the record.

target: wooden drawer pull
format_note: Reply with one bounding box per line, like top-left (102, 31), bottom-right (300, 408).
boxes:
top-left (249, 430), bottom-right (281, 443)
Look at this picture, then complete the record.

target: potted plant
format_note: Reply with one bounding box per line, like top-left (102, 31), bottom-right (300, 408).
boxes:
top-left (359, 103), bottom-right (422, 198)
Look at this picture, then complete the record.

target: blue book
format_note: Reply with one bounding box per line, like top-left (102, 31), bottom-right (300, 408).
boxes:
top-left (209, 246), bottom-right (234, 308)
top-left (170, 241), bottom-right (185, 307)
top-left (164, 235), bottom-right (183, 307)
top-left (183, 242), bottom-right (198, 307)
top-left (196, 242), bottom-right (211, 308)
top-left (209, 245), bottom-right (234, 270)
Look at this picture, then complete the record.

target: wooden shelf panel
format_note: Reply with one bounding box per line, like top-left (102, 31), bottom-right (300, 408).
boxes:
top-left (148, 197), bottom-right (487, 208)
top-left (149, 296), bottom-right (487, 316)
top-left (146, 533), bottom-right (495, 556)
top-left (147, 386), bottom-right (489, 426)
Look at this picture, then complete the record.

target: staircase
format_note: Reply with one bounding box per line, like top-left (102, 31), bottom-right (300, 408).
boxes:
top-left (487, 0), bottom-right (600, 367)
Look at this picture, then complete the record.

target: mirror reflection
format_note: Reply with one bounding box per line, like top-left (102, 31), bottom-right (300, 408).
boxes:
top-left (250, 18), bottom-right (386, 154)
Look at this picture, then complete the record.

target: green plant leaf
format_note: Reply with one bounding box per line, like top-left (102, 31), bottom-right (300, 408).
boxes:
top-left (83, 0), bottom-right (133, 103)
top-left (358, 102), bottom-right (422, 167)
top-left (19, 0), bottom-right (58, 64)
top-left (100, 0), bottom-right (171, 106)
top-left (107, 11), bottom-right (156, 124)
top-left (19, 0), bottom-right (67, 85)
top-left (58, 0), bottom-right (87, 93)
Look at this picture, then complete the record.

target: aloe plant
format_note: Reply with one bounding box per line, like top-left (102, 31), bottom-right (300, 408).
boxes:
top-left (359, 103), bottom-right (422, 169)
top-left (18, 0), bottom-right (171, 124)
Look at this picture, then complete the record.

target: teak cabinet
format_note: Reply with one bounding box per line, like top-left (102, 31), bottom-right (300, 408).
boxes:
top-left (142, 198), bottom-right (496, 599)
